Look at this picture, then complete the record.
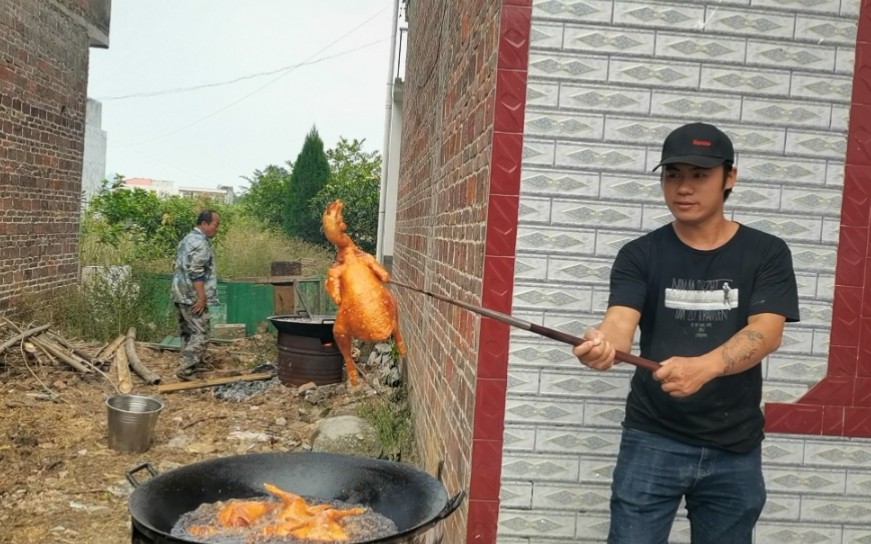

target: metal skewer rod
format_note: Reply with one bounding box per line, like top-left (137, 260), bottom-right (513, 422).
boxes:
top-left (293, 282), bottom-right (313, 319)
top-left (388, 280), bottom-right (659, 372)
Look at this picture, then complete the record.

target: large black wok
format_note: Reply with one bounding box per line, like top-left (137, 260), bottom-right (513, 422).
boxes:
top-left (127, 451), bottom-right (465, 544)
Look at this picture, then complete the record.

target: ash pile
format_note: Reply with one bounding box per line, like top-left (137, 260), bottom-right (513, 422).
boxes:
top-left (213, 363), bottom-right (278, 401)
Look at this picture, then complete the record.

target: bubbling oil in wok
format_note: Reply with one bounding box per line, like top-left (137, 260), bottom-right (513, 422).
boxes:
top-left (170, 483), bottom-right (398, 544)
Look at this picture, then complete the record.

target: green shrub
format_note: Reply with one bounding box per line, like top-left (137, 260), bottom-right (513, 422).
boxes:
top-left (309, 137), bottom-right (381, 254)
top-left (357, 385), bottom-right (416, 462)
top-left (85, 177), bottom-right (232, 262)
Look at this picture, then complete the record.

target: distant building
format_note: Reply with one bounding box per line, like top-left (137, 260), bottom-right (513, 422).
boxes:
top-left (81, 98), bottom-right (108, 206)
top-left (178, 185), bottom-right (236, 204)
top-left (122, 177), bottom-right (175, 196)
top-left (120, 177), bottom-right (235, 204)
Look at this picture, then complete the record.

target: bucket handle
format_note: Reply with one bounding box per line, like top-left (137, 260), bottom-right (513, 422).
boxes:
top-left (433, 459), bottom-right (467, 521)
top-left (126, 463), bottom-right (158, 488)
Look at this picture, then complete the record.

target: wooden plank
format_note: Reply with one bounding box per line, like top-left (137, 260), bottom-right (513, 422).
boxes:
top-left (247, 275), bottom-right (307, 284)
top-left (156, 372), bottom-right (274, 393)
top-left (125, 327), bottom-right (161, 385)
top-left (115, 347), bottom-right (133, 394)
top-left (273, 284), bottom-right (296, 315)
top-left (0, 324), bottom-right (50, 354)
top-left (32, 335), bottom-right (92, 373)
top-left (95, 334), bottom-right (126, 363)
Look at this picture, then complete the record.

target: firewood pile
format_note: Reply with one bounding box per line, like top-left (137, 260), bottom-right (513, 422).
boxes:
top-left (0, 318), bottom-right (161, 395)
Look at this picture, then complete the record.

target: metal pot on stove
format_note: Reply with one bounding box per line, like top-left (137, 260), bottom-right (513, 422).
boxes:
top-left (127, 451), bottom-right (465, 543)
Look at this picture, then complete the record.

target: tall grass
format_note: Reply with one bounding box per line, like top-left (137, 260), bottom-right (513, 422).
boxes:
top-left (213, 217), bottom-right (333, 279)
top-left (80, 216), bottom-right (334, 280)
top-left (79, 230), bottom-right (171, 273)
top-left (13, 268), bottom-right (177, 343)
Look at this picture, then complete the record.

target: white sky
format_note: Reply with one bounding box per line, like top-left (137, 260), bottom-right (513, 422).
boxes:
top-left (87, 1), bottom-right (398, 192)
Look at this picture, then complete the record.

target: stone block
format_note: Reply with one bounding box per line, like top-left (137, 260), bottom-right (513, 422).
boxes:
top-left (270, 260), bottom-right (301, 276)
top-left (212, 323), bottom-right (246, 339)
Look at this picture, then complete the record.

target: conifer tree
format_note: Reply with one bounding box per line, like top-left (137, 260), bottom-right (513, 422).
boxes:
top-left (285, 126), bottom-right (330, 243)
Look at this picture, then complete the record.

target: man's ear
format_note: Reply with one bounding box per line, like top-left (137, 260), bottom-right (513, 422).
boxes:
top-left (725, 166), bottom-right (737, 191)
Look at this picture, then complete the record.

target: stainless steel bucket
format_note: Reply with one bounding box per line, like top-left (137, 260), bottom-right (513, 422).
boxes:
top-left (106, 394), bottom-right (164, 453)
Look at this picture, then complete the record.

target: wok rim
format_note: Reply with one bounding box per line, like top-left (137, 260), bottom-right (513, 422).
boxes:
top-left (127, 451), bottom-right (460, 543)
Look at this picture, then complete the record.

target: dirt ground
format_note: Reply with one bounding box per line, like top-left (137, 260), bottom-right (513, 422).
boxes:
top-left (0, 332), bottom-right (381, 544)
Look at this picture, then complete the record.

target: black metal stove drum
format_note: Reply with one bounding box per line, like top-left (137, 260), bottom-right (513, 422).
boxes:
top-left (268, 312), bottom-right (345, 387)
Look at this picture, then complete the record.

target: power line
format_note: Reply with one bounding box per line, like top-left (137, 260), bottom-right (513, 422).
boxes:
top-left (117, 6), bottom-right (390, 148)
top-left (96, 39), bottom-right (386, 102)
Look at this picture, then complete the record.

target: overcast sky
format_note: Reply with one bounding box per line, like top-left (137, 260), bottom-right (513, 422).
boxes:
top-left (87, 1), bottom-right (398, 192)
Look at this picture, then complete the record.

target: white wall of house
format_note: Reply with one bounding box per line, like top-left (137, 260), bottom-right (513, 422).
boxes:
top-left (501, 1), bottom-right (865, 542)
top-left (380, 79), bottom-right (404, 270)
top-left (81, 97), bottom-right (107, 205)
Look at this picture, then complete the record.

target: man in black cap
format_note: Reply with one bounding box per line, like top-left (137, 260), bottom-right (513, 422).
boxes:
top-left (573, 122), bottom-right (800, 543)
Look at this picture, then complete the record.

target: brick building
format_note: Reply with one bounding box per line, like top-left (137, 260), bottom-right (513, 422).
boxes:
top-left (0, 0), bottom-right (111, 311)
top-left (393, 0), bottom-right (871, 542)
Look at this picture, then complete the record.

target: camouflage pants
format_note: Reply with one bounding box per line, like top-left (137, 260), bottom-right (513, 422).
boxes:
top-left (176, 303), bottom-right (210, 371)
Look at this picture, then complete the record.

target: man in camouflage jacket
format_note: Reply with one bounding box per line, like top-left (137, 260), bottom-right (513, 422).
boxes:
top-left (171, 210), bottom-right (221, 379)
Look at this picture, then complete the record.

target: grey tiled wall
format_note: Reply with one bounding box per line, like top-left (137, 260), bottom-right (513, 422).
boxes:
top-left (503, 0), bottom-right (870, 542)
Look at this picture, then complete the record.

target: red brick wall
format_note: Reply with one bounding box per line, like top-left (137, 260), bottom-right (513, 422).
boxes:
top-left (394, 0), bottom-right (530, 541)
top-left (0, 0), bottom-right (97, 310)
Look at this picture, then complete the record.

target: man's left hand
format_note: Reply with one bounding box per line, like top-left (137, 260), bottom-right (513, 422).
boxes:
top-left (654, 357), bottom-right (719, 397)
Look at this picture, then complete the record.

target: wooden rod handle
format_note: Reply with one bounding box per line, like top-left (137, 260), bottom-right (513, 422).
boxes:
top-left (528, 323), bottom-right (660, 372)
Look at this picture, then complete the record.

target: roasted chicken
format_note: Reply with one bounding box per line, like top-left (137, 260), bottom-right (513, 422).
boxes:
top-left (322, 199), bottom-right (406, 386)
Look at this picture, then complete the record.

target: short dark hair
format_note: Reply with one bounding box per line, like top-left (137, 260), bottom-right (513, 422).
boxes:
top-left (197, 209), bottom-right (218, 226)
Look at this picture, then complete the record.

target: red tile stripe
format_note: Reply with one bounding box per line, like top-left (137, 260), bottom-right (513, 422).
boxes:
top-left (766, 3), bottom-right (871, 438)
top-left (468, 2), bottom-right (531, 543)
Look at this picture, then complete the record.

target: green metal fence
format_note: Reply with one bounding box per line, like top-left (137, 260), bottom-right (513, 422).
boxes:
top-left (295, 278), bottom-right (338, 316)
top-left (147, 274), bottom-right (336, 336)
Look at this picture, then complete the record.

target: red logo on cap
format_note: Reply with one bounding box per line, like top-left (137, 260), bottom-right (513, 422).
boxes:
top-left (693, 139), bottom-right (712, 147)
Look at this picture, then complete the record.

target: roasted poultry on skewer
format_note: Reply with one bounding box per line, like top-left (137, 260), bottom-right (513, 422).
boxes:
top-left (322, 199), bottom-right (407, 386)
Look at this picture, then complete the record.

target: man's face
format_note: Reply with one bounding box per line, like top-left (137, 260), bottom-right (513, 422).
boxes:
top-left (661, 164), bottom-right (736, 224)
top-left (201, 214), bottom-right (221, 238)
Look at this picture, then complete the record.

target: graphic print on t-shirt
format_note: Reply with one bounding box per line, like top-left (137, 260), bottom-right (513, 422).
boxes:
top-left (665, 278), bottom-right (738, 338)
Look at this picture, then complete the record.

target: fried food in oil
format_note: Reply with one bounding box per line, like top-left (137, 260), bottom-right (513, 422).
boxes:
top-left (199, 482), bottom-right (366, 541)
top-left (216, 499), bottom-right (279, 527)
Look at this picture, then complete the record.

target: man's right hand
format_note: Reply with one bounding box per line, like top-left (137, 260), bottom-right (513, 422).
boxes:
top-left (192, 298), bottom-right (207, 314)
top-left (573, 328), bottom-right (616, 371)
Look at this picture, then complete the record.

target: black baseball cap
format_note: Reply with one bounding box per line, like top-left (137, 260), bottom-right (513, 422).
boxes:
top-left (653, 122), bottom-right (734, 171)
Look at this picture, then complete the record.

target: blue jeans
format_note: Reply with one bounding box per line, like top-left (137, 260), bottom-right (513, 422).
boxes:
top-left (608, 427), bottom-right (765, 544)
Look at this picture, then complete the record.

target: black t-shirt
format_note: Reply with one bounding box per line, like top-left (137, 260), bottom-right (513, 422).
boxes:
top-left (609, 223), bottom-right (800, 453)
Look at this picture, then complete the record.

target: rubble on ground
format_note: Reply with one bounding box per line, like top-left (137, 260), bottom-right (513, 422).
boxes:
top-left (0, 325), bottom-right (408, 544)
